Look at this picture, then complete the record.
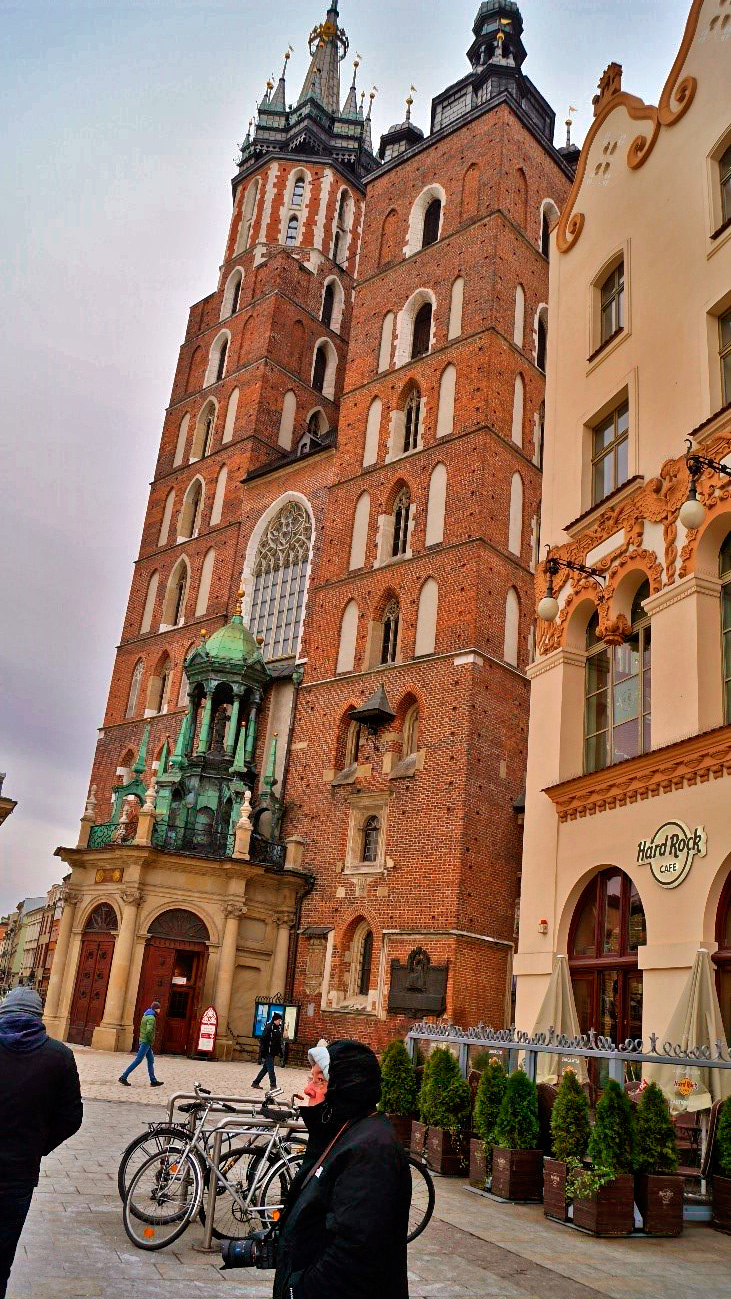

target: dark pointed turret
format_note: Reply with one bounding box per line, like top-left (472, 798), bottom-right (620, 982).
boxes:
top-left (298, 3), bottom-right (347, 115)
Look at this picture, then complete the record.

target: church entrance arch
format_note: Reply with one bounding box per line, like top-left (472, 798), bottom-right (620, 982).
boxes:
top-left (134, 909), bottom-right (210, 1055)
top-left (68, 903), bottom-right (118, 1046)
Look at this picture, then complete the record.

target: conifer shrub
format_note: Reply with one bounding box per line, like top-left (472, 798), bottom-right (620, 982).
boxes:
top-left (418, 1047), bottom-right (472, 1136)
top-left (493, 1069), bottom-right (540, 1151)
top-left (633, 1082), bottom-right (679, 1175)
top-left (550, 1069), bottom-right (591, 1163)
top-left (473, 1058), bottom-right (507, 1170)
top-left (588, 1079), bottom-right (635, 1175)
top-left (378, 1039), bottom-right (418, 1118)
top-left (716, 1097), bottom-right (731, 1178)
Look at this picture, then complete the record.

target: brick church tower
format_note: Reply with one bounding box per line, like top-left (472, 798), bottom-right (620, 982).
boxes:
top-left (47, 1), bottom-right (574, 1059)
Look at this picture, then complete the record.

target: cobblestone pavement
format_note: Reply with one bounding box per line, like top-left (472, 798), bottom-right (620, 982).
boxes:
top-left (7, 1055), bottom-right (731, 1299)
top-left (69, 1044), bottom-right (311, 1106)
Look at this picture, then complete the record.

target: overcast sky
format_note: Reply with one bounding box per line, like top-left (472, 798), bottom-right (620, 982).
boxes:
top-left (0, 0), bottom-right (693, 914)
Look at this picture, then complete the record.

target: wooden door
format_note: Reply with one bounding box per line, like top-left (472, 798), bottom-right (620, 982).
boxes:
top-left (133, 942), bottom-right (175, 1046)
top-left (134, 938), bottom-right (207, 1055)
top-left (162, 949), bottom-right (203, 1055)
top-left (68, 936), bottom-right (115, 1045)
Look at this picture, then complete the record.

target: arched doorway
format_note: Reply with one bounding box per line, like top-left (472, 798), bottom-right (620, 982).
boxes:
top-left (134, 909), bottom-right (210, 1055)
top-left (569, 868), bottom-right (646, 1086)
top-left (714, 872), bottom-right (731, 1041)
top-left (68, 903), bottom-right (118, 1046)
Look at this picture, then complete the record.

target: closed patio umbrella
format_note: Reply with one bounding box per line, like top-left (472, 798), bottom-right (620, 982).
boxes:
top-left (531, 954), bottom-right (588, 1085)
top-left (645, 949), bottom-right (731, 1114)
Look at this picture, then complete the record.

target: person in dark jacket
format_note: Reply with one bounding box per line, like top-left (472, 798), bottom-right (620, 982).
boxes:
top-left (257, 1038), bottom-right (411, 1299)
top-left (251, 1012), bottom-right (283, 1090)
top-left (0, 987), bottom-right (83, 1299)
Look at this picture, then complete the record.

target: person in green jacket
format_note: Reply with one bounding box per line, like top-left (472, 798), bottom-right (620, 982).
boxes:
top-left (118, 1001), bottom-right (164, 1087)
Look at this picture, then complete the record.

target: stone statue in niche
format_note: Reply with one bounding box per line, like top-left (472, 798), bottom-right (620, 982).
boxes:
top-left (210, 706), bottom-right (230, 754)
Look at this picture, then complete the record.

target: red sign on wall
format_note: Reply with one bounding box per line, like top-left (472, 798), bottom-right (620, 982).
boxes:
top-left (197, 1005), bottom-right (218, 1054)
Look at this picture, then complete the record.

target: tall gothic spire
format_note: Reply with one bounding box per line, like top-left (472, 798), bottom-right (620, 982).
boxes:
top-left (298, 2), bottom-right (349, 115)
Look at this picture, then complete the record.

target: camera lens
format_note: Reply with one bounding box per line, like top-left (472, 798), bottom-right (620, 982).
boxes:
top-left (220, 1237), bottom-right (256, 1268)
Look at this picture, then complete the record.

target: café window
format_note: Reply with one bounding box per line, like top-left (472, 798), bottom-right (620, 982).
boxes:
top-left (584, 580), bottom-right (651, 774)
top-left (570, 867), bottom-right (646, 1082)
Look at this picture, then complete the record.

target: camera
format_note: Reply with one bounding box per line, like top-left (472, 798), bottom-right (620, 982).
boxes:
top-left (220, 1228), bottom-right (278, 1270)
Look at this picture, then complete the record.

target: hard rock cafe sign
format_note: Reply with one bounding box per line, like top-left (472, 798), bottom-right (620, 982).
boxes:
top-left (636, 820), bottom-right (706, 888)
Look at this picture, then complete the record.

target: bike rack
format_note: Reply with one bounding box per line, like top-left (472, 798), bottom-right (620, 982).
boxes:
top-left (193, 1113), bottom-right (306, 1253)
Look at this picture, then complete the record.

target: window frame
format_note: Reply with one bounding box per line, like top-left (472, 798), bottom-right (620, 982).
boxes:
top-left (380, 601), bottom-right (400, 665)
top-left (591, 400), bottom-right (630, 506)
top-left (600, 261), bottom-right (624, 344)
top-left (583, 583), bottom-right (651, 775)
top-left (720, 308), bottom-right (731, 407)
top-left (720, 535), bottom-right (731, 723)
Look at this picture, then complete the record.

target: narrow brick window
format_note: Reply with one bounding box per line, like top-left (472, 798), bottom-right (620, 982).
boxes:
top-left (357, 929), bottom-right (373, 994)
top-left (312, 345), bottom-right (327, 394)
top-left (215, 339), bottom-right (228, 383)
top-left (381, 600), bottom-right (400, 664)
top-left (412, 303), bottom-right (432, 359)
top-left (229, 276), bottom-right (241, 316)
top-left (403, 391), bottom-right (421, 452)
top-left (422, 199), bottom-right (441, 249)
top-left (322, 283), bottom-right (334, 328)
top-left (291, 176), bottom-right (305, 208)
top-left (362, 818), bottom-right (380, 863)
top-left (286, 215), bottom-right (299, 246)
top-left (392, 488), bottom-right (411, 558)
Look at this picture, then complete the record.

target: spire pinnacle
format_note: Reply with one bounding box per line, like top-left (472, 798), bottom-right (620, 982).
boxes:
top-left (270, 47), bottom-right (293, 111)
top-left (341, 53), bottom-right (361, 117)
top-left (298, 1), bottom-right (349, 115)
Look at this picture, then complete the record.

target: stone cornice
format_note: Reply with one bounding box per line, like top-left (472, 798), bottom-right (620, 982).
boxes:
top-left (544, 723), bottom-right (731, 822)
top-left (527, 646), bottom-right (586, 680)
top-left (642, 572), bottom-right (721, 616)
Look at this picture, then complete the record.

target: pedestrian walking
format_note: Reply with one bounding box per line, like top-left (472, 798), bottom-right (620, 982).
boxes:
top-left (251, 1012), bottom-right (283, 1090)
top-left (221, 1038), bottom-right (412, 1298)
top-left (118, 1001), bottom-right (164, 1087)
top-left (0, 987), bottom-right (83, 1299)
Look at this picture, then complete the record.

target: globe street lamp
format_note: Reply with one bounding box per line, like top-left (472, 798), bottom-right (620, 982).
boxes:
top-left (679, 437), bottom-right (731, 531)
top-left (537, 547), bottom-right (605, 623)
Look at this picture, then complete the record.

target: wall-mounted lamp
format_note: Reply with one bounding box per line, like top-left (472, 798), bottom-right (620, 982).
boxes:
top-left (679, 437), bottom-right (731, 531)
top-left (537, 547), bottom-right (606, 622)
top-left (538, 919), bottom-right (548, 935)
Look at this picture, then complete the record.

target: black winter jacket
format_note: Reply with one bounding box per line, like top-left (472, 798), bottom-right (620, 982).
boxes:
top-left (0, 1026), bottom-right (83, 1186)
top-left (260, 1020), bottom-right (283, 1059)
top-left (273, 1113), bottom-right (411, 1299)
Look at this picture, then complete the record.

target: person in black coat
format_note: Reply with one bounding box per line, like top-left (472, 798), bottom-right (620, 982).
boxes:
top-left (252, 1012), bottom-right (284, 1090)
top-left (229, 1038), bottom-right (411, 1299)
top-left (0, 987), bottom-right (83, 1299)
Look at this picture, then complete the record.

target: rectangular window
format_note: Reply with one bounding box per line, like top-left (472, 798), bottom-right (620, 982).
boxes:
top-left (600, 262), bottom-right (624, 343)
top-left (592, 401), bottom-right (629, 504)
top-left (723, 583), bottom-right (731, 723)
top-left (721, 145), bottom-right (731, 226)
top-left (721, 309), bottom-right (731, 406)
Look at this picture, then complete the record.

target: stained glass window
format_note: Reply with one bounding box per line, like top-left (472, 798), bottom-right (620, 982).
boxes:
top-left (249, 502), bottom-right (312, 660)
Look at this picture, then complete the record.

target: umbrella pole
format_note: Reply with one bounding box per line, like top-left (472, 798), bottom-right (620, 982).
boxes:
top-left (700, 1111), bottom-right (708, 1196)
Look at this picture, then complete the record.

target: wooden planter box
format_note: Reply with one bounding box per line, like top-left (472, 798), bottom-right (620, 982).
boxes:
top-left (410, 1119), bottom-right (427, 1159)
top-left (712, 1174), bottom-right (731, 1234)
top-left (635, 1174), bottom-right (683, 1236)
top-left (426, 1125), bottom-right (469, 1176)
top-left (491, 1147), bottom-right (543, 1201)
top-left (543, 1158), bottom-right (569, 1221)
top-left (388, 1114), bottom-right (413, 1150)
top-left (469, 1137), bottom-right (487, 1187)
top-left (573, 1174), bottom-right (634, 1236)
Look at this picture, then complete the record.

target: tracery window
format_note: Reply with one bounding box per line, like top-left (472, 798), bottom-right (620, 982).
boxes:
top-left (249, 502), bottom-right (312, 660)
top-left (403, 390), bottom-right (421, 453)
top-left (584, 581), bottom-right (651, 774)
top-left (392, 488), bottom-right (411, 558)
top-left (381, 600), bottom-right (400, 665)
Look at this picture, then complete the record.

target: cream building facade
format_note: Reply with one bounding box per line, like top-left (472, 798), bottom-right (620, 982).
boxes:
top-left (515, 0), bottom-right (731, 1053)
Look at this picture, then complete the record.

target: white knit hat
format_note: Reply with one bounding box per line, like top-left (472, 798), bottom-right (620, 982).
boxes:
top-left (307, 1039), bottom-right (331, 1080)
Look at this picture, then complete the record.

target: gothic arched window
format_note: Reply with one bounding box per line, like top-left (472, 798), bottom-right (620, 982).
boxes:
top-left (403, 390), bottom-right (421, 453)
top-left (312, 345), bottom-right (327, 394)
top-left (291, 176), bottom-right (305, 208)
top-left (215, 338), bottom-right (228, 384)
top-left (422, 198), bottom-right (441, 248)
top-left (126, 660), bottom-right (144, 719)
top-left (229, 275), bottom-right (242, 316)
top-left (322, 283), bottom-right (334, 329)
top-left (412, 302), bottom-right (432, 359)
top-left (358, 929), bottom-right (374, 995)
top-left (362, 817), bottom-right (380, 863)
top-left (286, 215), bottom-right (299, 246)
top-left (249, 501), bottom-right (313, 659)
top-left (381, 600), bottom-right (400, 665)
top-left (392, 488), bottom-right (411, 557)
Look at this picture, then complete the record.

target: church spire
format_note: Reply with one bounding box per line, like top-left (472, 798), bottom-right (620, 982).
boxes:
top-left (270, 48), bottom-right (292, 112)
top-left (298, 2), bottom-right (349, 115)
top-left (341, 55), bottom-right (360, 118)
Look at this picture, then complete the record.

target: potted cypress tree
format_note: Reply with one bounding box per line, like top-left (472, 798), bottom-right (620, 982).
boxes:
top-left (491, 1070), bottom-right (543, 1201)
top-left (470, 1057), bottom-right (507, 1187)
top-left (569, 1079), bottom-right (635, 1236)
top-left (379, 1039), bottom-right (418, 1149)
top-left (544, 1069), bottom-right (591, 1221)
top-left (712, 1097), bottom-right (731, 1234)
top-left (633, 1082), bottom-right (683, 1235)
top-left (412, 1046), bottom-right (471, 1175)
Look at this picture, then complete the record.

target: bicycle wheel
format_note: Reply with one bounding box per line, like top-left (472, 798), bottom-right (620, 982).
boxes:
top-left (199, 1143), bottom-right (277, 1241)
top-left (256, 1151), bottom-right (305, 1226)
top-left (406, 1155), bottom-right (435, 1243)
top-left (117, 1125), bottom-right (189, 1204)
top-left (123, 1148), bottom-right (203, 1250)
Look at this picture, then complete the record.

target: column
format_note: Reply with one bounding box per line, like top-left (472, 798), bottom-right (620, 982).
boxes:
top-left (92, 888), bottom-right (142, 1052)
top-left (196, 693), bottom-right (214, 755)
top-left (214, 901), bottom-right (246, 1059)
top-left (226, 692), bottom-right (244, 756)
top-left (269, 912), bottom-right (294, 997)
top-left (43, 888), bottom-right (80, 1037)
top-left (244, 694), bottom-right (261, 766)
